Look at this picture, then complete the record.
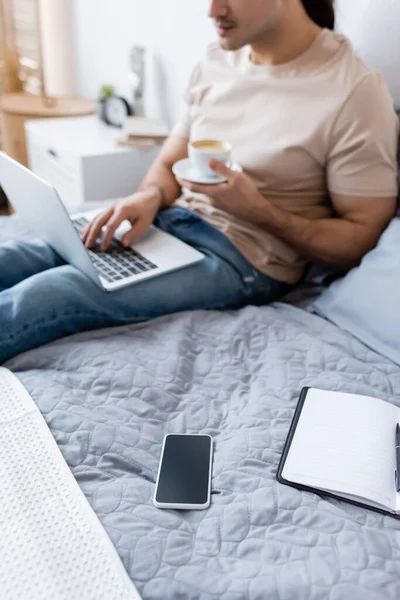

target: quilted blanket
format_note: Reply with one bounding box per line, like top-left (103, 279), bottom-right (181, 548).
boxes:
top-left (2, 216), bottom-right (400, 600)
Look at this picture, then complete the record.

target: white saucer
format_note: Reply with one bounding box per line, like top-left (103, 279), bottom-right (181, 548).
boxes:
top-left (172, 158), bottom-right (243, 185)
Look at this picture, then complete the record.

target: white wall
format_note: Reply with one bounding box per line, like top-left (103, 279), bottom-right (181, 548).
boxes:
top-left (335, 0), bottom-right (400, 107)
top-left (72, 0), bottom-right (215, 126)
top-left (72, 0), bottom-right (400, 124)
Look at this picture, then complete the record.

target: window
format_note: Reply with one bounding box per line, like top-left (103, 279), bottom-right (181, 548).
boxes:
top-left (10, 0), bottom-right (41, 94)
top-left (0, 0), bottom-right (41, 147)
top-left (0, 0), bottom-right (41, 95)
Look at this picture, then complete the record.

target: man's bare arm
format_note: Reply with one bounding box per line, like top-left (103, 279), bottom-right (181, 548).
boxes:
top-left (258, 193), bottom-right (396, 270)
top-left (138, 135), bottom-right (189, 207)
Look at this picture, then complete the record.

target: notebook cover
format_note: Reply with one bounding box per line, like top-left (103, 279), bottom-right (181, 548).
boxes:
top-left (276, 387), bottom-right (400, 519)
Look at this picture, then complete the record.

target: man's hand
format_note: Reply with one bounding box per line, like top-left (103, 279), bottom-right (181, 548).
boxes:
top-left (177, 159), bottom-right (265, 223)
top-left (81, 187), bottom-right (162, 251)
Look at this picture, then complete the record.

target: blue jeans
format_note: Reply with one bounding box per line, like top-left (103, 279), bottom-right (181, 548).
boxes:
top-left (0, 208), bottom-right (290, 363)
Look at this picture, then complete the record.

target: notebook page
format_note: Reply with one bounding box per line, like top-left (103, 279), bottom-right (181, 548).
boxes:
top-left (282, 389), bottom-right (398, 510)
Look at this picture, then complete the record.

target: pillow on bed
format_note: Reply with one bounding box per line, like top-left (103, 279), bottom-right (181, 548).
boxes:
top-left (314, 218), bottom-right (400, 366)
top-left (397, 114), bottom-right (400, 195)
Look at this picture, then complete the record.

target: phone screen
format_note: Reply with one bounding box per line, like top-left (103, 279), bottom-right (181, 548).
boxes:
top-left (155, 434), bottom-right (212, 505)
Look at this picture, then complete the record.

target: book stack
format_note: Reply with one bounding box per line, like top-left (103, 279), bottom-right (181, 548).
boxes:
top-left (118, 117), bottom-right (170, 149)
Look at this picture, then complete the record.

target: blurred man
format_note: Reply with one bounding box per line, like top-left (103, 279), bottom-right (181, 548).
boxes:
top-left (1, 0), bottom-right (398, 362)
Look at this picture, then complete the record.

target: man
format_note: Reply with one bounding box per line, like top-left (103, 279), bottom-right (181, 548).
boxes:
top-left (1, 0), bottom-right (398, 363)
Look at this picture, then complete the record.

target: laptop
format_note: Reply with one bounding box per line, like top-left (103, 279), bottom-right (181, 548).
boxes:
top-left (0, 152), bottom-right (204, 292)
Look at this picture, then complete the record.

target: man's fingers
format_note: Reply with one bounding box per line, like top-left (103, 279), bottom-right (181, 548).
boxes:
top-left (100, 208), bottom-right (126, 251)
top-left (121, 219), bottom-right (149, 247)
top-left (84, 206), bottom-right (114, 248)
top-left (80, 225), bottom-right (89, 243)
top-left (208, 159), bottom-right (234, 181)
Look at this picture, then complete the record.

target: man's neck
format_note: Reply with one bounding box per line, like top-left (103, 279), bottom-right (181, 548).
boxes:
top-left (250, 13), bottom-right (322, 67)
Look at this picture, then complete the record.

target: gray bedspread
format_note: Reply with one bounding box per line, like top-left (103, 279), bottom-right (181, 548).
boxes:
top-left (2, 216), bottom-right (400, 600)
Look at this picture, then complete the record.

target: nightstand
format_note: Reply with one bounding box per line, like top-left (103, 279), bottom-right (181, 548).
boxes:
top-left (0, 94), bottom-right (96, 167)
top-left (25, 116), bottom-right (162, 210)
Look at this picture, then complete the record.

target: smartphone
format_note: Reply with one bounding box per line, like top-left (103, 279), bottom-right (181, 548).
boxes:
top-left (154, 434), bottom-right (213, 510)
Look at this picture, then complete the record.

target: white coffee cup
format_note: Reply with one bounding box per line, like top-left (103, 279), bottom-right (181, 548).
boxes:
top-left (189, 139), bottom-right (232, 179)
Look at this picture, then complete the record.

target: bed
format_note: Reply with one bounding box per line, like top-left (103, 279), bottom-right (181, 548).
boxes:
top-left (2, 216), bottom-right (400, 600)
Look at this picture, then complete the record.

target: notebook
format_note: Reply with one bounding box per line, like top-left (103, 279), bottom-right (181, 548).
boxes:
top-left (277, 387), bottom-right (400, 518)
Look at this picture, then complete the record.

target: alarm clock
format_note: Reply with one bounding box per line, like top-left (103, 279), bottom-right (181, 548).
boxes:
top-left (101, 95), bottom-right (133, 128)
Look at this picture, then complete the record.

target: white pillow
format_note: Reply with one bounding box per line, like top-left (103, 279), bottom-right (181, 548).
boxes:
top-left (335, 0), bottom-right (400, 107)
top-left (314, 218), bottom-right (400, 366)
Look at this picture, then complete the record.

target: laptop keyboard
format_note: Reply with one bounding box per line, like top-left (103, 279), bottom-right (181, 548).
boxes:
top-left (72, 216), bottom-right (157, 283)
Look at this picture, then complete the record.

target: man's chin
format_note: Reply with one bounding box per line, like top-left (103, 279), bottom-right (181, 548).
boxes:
top-left (218, 36), bottom-right (242, 51)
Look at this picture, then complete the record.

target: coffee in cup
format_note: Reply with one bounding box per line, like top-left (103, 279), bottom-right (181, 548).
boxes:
top-left (189, 139), bottom-right (232, 178)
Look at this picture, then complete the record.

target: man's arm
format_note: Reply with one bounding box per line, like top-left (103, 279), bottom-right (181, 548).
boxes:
top-left (256, 192), bottom-right (397, 270)
top-left (137, 135), bottom-right (189, 207)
